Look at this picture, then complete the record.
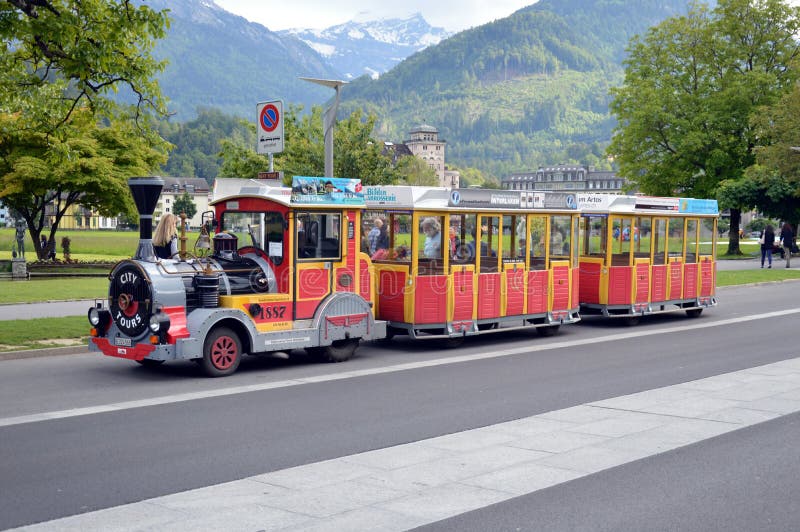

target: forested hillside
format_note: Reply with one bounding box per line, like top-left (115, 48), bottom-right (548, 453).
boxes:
top-left (339, 0), bottom-right (697, 178)
top-left (140, 0), bottom-right (340, 120)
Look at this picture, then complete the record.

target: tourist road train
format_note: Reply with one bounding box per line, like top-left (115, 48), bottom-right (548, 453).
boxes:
top-left (87, 177), bottom-right (718, 376)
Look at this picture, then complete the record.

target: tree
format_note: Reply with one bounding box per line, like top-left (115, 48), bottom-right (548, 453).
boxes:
top-left (173, 192), bottom-right (197, 223)
top-left (719, 83), bottom-right (800, 230)
top-left (608, 0), bottom-right (800, 255)
top-left (1, 1), bottom-right (169, 129)
top-left (218, 106), bottom-right (400, 185)
top-left (0, 109), bottom-right (167, 258)
top-left (0, 0), bottom-right (170, 257)
top-left (396, 156), bottom-right (439, 186)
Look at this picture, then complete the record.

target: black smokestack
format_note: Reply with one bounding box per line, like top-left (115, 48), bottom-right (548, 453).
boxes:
top-left (128, 177), bottom-right (164, 261)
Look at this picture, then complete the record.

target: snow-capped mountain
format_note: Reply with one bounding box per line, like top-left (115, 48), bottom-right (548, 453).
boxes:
top-left (281, 13), bottom-right (451, 80)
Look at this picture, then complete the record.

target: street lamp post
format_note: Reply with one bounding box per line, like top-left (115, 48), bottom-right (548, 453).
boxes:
top-left (300, 78), bottom-right (348, 178)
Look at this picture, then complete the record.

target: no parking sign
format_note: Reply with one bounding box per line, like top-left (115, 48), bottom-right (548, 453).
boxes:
top-left (256, 100), bottom-right (284, 154)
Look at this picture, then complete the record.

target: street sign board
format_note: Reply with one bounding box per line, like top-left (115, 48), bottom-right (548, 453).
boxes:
top-left (256, 100), bottom-right (284, 154)
top-left (258, 171), bottom-right (283, 180)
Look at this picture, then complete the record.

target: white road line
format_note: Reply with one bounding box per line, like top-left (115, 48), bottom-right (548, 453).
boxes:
top-left (12, 356), bottom-right (800, 531)
top-left (2, 308), bottom-right (800, 429)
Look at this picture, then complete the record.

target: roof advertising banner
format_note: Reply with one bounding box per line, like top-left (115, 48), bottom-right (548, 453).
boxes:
top-left (290, 177), bottom-right (364, 205)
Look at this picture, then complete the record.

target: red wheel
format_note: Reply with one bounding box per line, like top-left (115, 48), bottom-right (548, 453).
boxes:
top-left (201, 327), bottom-right (241, 377)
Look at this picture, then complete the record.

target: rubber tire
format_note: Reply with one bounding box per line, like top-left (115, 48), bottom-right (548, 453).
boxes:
top-left (307, 338), bottom-right (359, 363)
top-left (622, 316), bottom-right (640, 326)
top-left (136, 359), bottom-right (164, 367)
top-left (478, 322), bottom-right (497, 331)
top-left (685, 308), bottom-right (703, 318)
top-left (201, 327), bottom-right (242, 377)
top-left (536, 325), bottom-right (560, 337)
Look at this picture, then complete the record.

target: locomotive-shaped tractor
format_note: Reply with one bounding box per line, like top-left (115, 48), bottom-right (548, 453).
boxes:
top-left (88, 177), bottom-right (385, 376)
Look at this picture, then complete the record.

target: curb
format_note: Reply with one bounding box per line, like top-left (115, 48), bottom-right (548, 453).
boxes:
top-left (0, 345), bottom-right (88, 361)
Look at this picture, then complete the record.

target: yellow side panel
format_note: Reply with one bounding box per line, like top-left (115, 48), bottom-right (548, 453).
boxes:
top-left (219, 294), bottom-right (294, 332)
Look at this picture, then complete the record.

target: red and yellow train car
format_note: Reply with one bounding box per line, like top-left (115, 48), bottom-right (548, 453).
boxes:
top-left (363, 186), bottom-right (581, 340)
top-left (577, 194), bottom-right (718, 321)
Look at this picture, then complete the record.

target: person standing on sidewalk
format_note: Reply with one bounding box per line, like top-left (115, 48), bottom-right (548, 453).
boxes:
top-left (780, 222), bottom-right (794, 268)
top-left (761, 224), bottom-right (775, 268)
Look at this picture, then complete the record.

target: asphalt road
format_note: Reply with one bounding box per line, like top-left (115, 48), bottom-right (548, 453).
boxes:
top-left (1, 280), bottom-right (799, 530)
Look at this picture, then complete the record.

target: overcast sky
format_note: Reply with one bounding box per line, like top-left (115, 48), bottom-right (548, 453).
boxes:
top-left (213, 0), bottom-right (538, 32)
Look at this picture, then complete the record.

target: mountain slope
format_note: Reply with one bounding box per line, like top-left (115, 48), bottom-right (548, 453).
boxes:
top-left (339, 0), bottom-right (696, 179)
top-left (281, 14), bottom-right (451, 80)
top-left (142, 0), bottom-right (340, 120)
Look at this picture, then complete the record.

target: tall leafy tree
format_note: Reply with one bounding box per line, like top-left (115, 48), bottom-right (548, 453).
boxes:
top-left (0, 0), bottom-right (170, 256)
top-left (608, 0), bottom-right (800, 254)
top-left (173, 192), bottom-right (197, 222)
top-left (0, 110), bottom-right (167, 258)
top-left (218, 106), bottom-right (400, 185)
top-left (719, 83), bottom-right (800, 228)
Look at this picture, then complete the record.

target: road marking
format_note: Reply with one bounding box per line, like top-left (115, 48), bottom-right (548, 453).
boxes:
top-left (2, 308), bottom-right (800, 429)
top-left (13, 356), bottom-right (800, 531)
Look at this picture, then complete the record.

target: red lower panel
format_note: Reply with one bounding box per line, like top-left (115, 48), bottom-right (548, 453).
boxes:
top-left (452, 270), bottom-right (473, 321)
top-left (635, 263), bottom-right (650, 304)
top-left (92, 337), bottom-right (155, 361)
top-left (579, 262), bottom-right (602, 304)
top-left (378, 270), bottom-right (406, 322)
top-left (477, 273), bottom-right (501, 319)
top-left (527, 271), bottom-right (548, 314)
top-left (700, 260), bottom-right (715, 296)
top-left (651, 265), bottom-right (667, 302)
top-left (298, 268), bottom-right (329, 298)
top-left (684, 263), bottom-right (698, 299)
top-left (608, 266), bottom-right (632, 305)
top-left (414, 275), bottom-right (447, 323)
top-left (552, 266), bottom-right (570, 311)
top-left (668, 263), bottom-right (682, 300)
top-left (505, 269), bottom-right (525, 316)
top-left (359, 258), bottom-right (371, 301)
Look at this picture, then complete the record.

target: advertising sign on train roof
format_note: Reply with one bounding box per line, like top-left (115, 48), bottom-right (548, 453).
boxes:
top-left (290, 176), bottom-right (364, 205)
top-left (577, 194), bottom-right (637, 211)
top-left (679, 198), bottom-right (719, 215)
top-left (635, 196), bottom-right (680, 211)
top-left (448, 188), bottom-right (541, 209)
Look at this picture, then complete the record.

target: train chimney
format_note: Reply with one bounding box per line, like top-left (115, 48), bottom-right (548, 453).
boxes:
top-left (128, 177), bottom-right (164, 261)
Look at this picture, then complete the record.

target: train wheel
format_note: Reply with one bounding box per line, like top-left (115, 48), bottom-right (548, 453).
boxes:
top-left (308, 338), bottom-right (359, 363)
top-left (202, 327), bottom-right (241, 377)
top-left (536, 325), bottom-right (560, 337)
top-left (685, 308), bottom-right (703, 318)
top-left (136, 359), bottom-right (164, 367)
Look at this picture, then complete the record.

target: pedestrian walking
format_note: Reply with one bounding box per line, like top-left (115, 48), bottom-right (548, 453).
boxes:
top-left (760, 224), bottom-right (774, 268)
top-left (780, 222), bottom-right (794, 268)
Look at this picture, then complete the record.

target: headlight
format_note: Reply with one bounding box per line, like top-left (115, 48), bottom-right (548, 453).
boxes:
top-left (88, 307), bottom-right (110, 335)
top-left (149, 312), bottom-right (171, 334)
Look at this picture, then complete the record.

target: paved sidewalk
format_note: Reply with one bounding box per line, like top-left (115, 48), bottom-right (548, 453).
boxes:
top-left (0, 299), bottom-right (96, 321)
top-left (13, 356), bottom-right (800, 531)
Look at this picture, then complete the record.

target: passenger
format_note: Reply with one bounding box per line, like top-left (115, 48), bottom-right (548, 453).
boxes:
top-left (760, 224), bottom-right (774, 268)
top-left (153, 213), bottom-right (179, 259)
top-left (368, 218), bottom-right (389, 254)
top-left (780, 222), bottom-right (794, 268)
top-left (421, 217), bottom-right (441, 258)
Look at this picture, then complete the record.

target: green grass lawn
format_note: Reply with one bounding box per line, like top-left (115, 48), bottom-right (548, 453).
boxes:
top-left (0, 277), bottom-right (107, 304)
top-left (0, 228), bottom-right (139, 260)
top-left (0, 316), bottom-right (88, 352)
